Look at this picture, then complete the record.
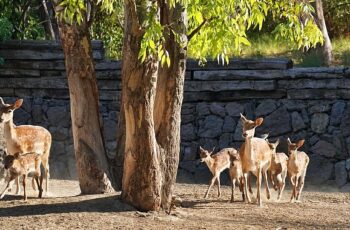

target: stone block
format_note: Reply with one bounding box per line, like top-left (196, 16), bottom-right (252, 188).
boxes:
top-left (311, 113), bottom-right (329, 133)
top-left (330, 101), bottom-right (345, 126)
top-left (310, 140), bottom-right (336, 158)
top-left (306, 154), bottom-right (334, 185)
top-left (291, 111), bottom-right (306, 132)
top-left (198, 115), bottom-right (223, 138)
top-left (335, 161), bottom-right (347, 187)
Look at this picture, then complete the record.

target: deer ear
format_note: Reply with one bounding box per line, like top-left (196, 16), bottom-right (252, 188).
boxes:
top-left (255, 117), bottom-right (264, 126)
top-left (0, 97), bottom-right (4, 107)
top-left (199, 146), bottom-right (204, 152)
top-left (13, 99), bottom-right (23, 109)
top-left (240, 113), bottom-right (247, 122)
top-left (296, 139), bottom-right (305, 148)
top-left (275, 138), bottom-right (280, 146)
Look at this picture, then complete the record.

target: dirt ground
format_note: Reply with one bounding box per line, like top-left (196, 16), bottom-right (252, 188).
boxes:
top-left (0, 179), bottom-right (349, 230)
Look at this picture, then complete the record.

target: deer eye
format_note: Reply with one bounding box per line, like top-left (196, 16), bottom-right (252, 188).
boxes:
top-left (6, 109), bottom-right (12, 113)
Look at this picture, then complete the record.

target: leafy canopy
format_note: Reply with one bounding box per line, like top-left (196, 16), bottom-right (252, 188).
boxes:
top-left (56, 0), bottom-right (323, 65)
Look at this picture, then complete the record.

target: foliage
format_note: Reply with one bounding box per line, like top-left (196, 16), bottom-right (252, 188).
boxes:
top-left (240, 34), bottom-right (350, 66)
top-left (324, 0), bottom-right (350, 37)
top-left (0, 17), bottom-right (13, 41)
top-left (127, 0), bottom-right (323, 66)
top-left (0, 0), bottom-right (46, 39)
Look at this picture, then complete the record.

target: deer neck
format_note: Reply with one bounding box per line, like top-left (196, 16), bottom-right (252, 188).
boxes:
top-left (204, 157), bottom-right (216, 174)
top-left (3, 119), bottom-right (17, 142)
top-left (243, 137), bottom-right (254, 160)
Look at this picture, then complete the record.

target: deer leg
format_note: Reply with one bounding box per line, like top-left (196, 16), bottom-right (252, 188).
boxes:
top-left (248, 174), bottom-right (253, 195)
top-left (41, 156), bottom-right (50, 195)
top-left (263, 170), bottom-right (271, 200)
top-left (15, 177), bottom-right (21, 195)
top-left (257, 168), bottom-right (263, 207)
top-left (240, 177), bottom-right (245, 202)
top-left (276, 174), bottom-right (283, 201)
top-left (22, 174), bottom-right (27, 201)
top-left (0, 177), bottom-right (15, 199)
top-left (204, 175), bottom-right (217, 199)
top-left (290, 176), bottom-right (298, 203)
top-left (216, 176), bottom-right (221, 198)
top-left (243, 173), bottom-right (252, 203)
top-left (231, 178), bottom-right (236, 203)
top-left (278, 171), bottom-right (287, 201)
top-left (296, 171), bottom-right (307, 201)
top-left (268, 170), bottom-right (276, 191)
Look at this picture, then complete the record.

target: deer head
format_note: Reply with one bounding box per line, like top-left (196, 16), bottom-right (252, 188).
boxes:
top-left (287, 138), bottom-right (305, 154)
top-left (0, 98), bottom-right (23, 123)
top-left (240, 113), bottom-right (264, 139)
top-left (267, 139), bottom-right (280, 152)
top-left (199, 146), bottom-right (215, 162)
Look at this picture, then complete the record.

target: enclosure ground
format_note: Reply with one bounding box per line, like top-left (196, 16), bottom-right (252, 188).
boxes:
top-left (0, 179), bottom-right (349, 229)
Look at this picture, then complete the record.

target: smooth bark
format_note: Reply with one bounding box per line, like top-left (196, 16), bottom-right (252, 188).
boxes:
top-left (58, 19), bottom-right (114, 194)
top-left (315, 0), bottom-right (333, 66)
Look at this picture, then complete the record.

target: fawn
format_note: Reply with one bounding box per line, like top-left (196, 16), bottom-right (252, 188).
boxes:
top-left (0, 98), bottom-right (51, 195)
top-left (0, 152), bottom-right (43, 200)
top-left (287, 138), bottom-right (309, 203)
top-left (239, 114), bottom-right (272, 206)
top-left (267, 139), bottom-right (288, 201)
top-left (199, 146), bottom-right (245, 201)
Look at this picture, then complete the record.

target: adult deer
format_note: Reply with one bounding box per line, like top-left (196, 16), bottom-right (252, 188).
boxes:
top-left (267, 139), bottom-right (288, 201)
top-left (287, 138), bottom-right (309, 203)
top-left (0, 98), bottom-right (51, 195)
top-left (239, 114), bottom-right (272, 206)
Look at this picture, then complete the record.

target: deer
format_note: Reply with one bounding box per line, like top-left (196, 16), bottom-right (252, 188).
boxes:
top-left (239, 113), bottom-right (272, 207)
top-left (0, 152), bottom-right (43, 200)
top-left (228, 150), bottom-right (246, 202)
top-left (266, 139), bottom-right (288, 201)
top-left (0, 98), bottom-right (51, 196)
top-left (199, 146), bottom-right (246, 201)
top-left (287, 138), bottom-right (309, 203)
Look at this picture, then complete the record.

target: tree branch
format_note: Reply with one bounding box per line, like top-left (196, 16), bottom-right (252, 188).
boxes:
top-left (187, 17), bottom-right (210, 41)
top-left (128, 0), bottom-right (143, 36)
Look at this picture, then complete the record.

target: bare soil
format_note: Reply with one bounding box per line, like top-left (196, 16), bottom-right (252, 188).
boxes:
top-left (0, 179), bottom-right (349, 229)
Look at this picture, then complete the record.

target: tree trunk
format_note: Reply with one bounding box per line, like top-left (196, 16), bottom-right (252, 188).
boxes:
top-left (58, 20), bottom-right (114, 194)
top-left (121, 1), bottom-right (187, 211)
top-left (315, 0), bottom-right (333, 66)
top-left (38, 0), bottom-right (57, 40)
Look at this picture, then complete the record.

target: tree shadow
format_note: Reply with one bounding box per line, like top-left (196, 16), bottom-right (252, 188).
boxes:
top-left (0, 194), bottom-right (136, 217)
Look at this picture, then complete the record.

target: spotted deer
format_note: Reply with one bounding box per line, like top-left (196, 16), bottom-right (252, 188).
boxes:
top-left (267, 139), bottom-right (288, 201)
top-left (0, 152), bottom-right (43, 200)
top-left (287, 138), bottom-right (309, 203)
top-left (199, 147), bottom-right (245, 201)
top-left (0, 98), bottom-right (51, 195)
top-left (239, 114), bottom-right (272, 206)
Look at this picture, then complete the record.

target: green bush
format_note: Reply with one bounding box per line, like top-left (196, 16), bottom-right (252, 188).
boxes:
top-left (0, 17), bottom-right (13, 41)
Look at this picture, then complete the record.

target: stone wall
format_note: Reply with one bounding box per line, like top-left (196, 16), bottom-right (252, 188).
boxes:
top-left (0, 41), bottom-right (350, 189)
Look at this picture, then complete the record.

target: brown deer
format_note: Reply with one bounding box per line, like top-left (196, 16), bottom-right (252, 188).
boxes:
top-left (0, 152), bottom-right (43, 200)
top-left (287, 138), bottom-right (309, 203)
top-left (228, 151), bottom-right (245, 202)
top-left (267, 139), bottom-right (288, 201)
top-left (199, 147), bottom-right (245, 201)
top-left (0, 98), bottom-right (51, 195)
top-left (239, 114), bottom-right (272, 206)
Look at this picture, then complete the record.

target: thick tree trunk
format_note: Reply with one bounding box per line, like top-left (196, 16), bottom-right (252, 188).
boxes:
top-left (154, 2), bottom-right (187, 209)
top-left (315, 0), bottom-right (333, 66)
top-left (58, 20), bottom-right (114, 194)
top-left (121, 1), bottom-right (187, 211)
